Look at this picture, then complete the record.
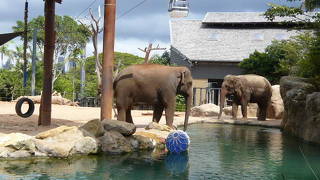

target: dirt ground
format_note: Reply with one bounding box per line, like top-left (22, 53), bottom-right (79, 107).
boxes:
top-left (0, 101), bottom-right (211, 136)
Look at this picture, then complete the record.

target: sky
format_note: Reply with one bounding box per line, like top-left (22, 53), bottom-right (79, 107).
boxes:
top-left (0, 0), bottom-right (298, 58)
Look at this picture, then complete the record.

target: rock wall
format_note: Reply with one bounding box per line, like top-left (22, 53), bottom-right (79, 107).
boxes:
top-left (0, 120), bottom-right (172, 159)
top-left (280, 76), bottom-right (320, 144)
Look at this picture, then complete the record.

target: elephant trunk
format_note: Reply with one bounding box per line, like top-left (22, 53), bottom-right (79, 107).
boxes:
top-left (218, 88), bottom-right (227, 119)
top-left (183, 94), bottom-right (192, 131)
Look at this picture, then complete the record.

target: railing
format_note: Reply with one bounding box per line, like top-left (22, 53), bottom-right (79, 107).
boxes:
top-left (193, 87), bottom-right (222, 106)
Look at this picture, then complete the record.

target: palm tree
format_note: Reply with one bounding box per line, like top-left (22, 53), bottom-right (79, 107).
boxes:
top-left (0, 44), bottom-right (12, 68)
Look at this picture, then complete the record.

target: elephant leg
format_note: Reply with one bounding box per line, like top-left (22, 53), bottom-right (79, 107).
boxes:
top-left (257, 102), bottom-right (267, 121)
top-left (165, 102), bottom-right (176, 129)
top-left (232, 102), bottom-right (238, 120)
top-left (241, 103), bottom-right (248, 120)
top-left (126, 108), bottom-right (134, 124)
top-left (117, 106), bottom-right (126, 122)
top-left (153, 104), bottom-right (164, 123)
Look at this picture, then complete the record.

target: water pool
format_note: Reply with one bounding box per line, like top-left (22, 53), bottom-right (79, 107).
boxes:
top-left (1, 124), bottom-right (320, 180)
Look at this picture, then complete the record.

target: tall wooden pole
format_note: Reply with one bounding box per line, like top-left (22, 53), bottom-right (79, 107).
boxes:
top-left (31, 29), bottom-right (37, 96)
top-left (101, 0), bottom-right (116, 120)
top-left (38, 0), bottom-right (56, 126)
top-left (23, 0), bottom-right (28, 88)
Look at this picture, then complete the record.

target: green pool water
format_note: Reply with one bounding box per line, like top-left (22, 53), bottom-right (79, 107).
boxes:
top-left (1, 124), bottom-right (320, 180)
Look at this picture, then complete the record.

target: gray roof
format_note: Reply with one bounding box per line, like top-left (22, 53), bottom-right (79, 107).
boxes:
top-left (170, 12), bottom-right (302, 62)
top-left (202, 12), bottom-right (306, 23)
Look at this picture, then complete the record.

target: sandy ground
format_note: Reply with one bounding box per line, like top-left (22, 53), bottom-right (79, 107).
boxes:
top-left (0, 101), bottom-right (281, 136)
top-left (0, 101), bottom-right (213, 136)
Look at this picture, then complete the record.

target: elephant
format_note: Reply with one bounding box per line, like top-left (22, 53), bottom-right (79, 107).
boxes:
top-left (113, 64), bottom-right (193, 131)
top-left (218, 74), bottom-right (272, 121)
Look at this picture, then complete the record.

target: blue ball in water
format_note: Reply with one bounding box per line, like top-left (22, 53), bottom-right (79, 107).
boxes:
top-left (166, 130), bottom-right (190, 153)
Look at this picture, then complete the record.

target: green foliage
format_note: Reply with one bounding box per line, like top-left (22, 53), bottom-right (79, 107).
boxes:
top-left (149, 51), bottom-right (171, 65)
top-left (264, 3), bottom-right (304, 22)
top-left (13, 15), bottom-right (90, 54)
top-left (176, 95), bottom-right (186, 112)
top-left (296, 32), bottom-right (320, 87)
top-left (114, 52), bottom-right (144, 72)
top-left (0, 68), bottom-right (24, 100)
top-left (240, 32), bottom-right (319, 85)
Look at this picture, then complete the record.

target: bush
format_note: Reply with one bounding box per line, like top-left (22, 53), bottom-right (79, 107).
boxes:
top-left (239, 32), bottom-right (316, 85)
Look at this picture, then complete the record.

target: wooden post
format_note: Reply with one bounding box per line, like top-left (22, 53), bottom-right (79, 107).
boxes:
top-left (23, 0), bottom-right (28, 88)
top-left (31, 29), bottom-right (37, 96)
top-left (38, 0), bottom-right (56, 126)
top-left (101, 0), bottom-right (116, 120)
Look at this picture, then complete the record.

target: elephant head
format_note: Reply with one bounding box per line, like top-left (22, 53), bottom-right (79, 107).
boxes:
top-left (176, 67), bottom-right (193, 131)
top-left (218, 75), bottom-right (243, 119)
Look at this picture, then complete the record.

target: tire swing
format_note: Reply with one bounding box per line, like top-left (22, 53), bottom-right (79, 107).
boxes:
top-left (15, 97), bottom-right (35, 118)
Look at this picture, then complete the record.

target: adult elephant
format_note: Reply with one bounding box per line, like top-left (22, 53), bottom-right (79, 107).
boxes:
top-left (218, 74), bottom-right (272, 121)
top-left (113, 64), bottom-right (193, 131)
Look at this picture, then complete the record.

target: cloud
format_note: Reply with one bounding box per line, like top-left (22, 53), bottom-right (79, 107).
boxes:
top-left (86, 38), bottom-right (169, 58)
top-left (0, 0), bottom-right (301, 56)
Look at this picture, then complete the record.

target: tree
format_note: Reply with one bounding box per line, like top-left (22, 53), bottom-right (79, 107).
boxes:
top-left (78, 9), bottom-right (103, 88)
top-left (240, 33), bottom-right (314, 84)
top-left (138, 43), bottom-right (166, 63)
top-left (149, 51), bottom-right (171, 65)
top-left (263, 0), bottom-right (320, 87)
top-left (13, 15), bottom-right (91, 87)
top-left (0, 44), bottom-right (12, 68)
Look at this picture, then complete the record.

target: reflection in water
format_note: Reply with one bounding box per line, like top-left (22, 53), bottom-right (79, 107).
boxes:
top-left (165, 152), bottom-right (189, 175)
top-left (1, 124), bottom-right (320, 180)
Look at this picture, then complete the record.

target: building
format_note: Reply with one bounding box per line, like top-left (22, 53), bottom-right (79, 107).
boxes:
top-left (170, 12), bottom-right (302, 105)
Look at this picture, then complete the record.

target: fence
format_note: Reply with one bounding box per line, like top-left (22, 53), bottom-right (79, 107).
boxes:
top-left (193, 87), bottom-right (222, 106)
top-left (0, 88), bottom-right (226, 110)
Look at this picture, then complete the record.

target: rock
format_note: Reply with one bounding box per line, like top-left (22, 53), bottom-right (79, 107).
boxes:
top-left (0, 133), bottom-right (36, 152)
top-left (71, 137), bottom-right (99, 155)
top-left (134, 129), bottom-right (170, 150)
top-left (280, 76), bottom-right (320, 144)
top-left (267, 85), bottom-right (284, 119)
top-left (129, 135), bottom-right (156, 150)
top-left (191, 103), bottom-right (220, 117)
top-left (35, 127), bottom-right (98, 157)
top-left (303, 92), bottom-right (320, 143)
top-left (80, 119), bottom-right (105, 137)
top-left (145, 122), bottom-right (172, 132)
top-left (35, 126), bottom-right (76, 139)
top-left (0, 147), bottom-right (13, 158)
top-left (102, 120), bottom-right (136, 136)
top-left (98, 130), bottom-right (133, 154)
top-left (8, 150), bottom-right (31, 158)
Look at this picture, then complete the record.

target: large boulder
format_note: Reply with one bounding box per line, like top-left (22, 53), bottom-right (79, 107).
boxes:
top-left (191, 103), bottom-right (220, 117)
top-left (0, 133), bottom-right (36, 152)
top-left (280, 76), bottom-right (320, 144)
top-left (102, 120), bottom-right (136, 136)
top-left (35, 126), bottom-right (75, 139)
top-left (267, 85), bottom-right (284, 119)
top-left (98, 131), bottom-right (133, 154)
top-left (35, 127), bottom-right (98, 157)
top-left (80, 119), bottom-right (105, 137)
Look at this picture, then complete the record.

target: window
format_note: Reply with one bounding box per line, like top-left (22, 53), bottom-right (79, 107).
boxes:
top-left (253, 33), bottom-right (264, 41)
top-left (275, 33), bottom-right (288, 40)
top-left (208, 33), bottom-right (221, 41)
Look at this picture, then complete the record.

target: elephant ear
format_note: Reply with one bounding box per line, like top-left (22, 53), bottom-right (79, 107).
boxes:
top-left (177, 70), bottom-right (186, 85)
top-left (233, 77), bottom-right (244, 97)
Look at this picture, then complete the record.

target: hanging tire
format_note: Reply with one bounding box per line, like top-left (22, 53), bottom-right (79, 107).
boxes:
top-left (15, 97), bottom-right (35, 118)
